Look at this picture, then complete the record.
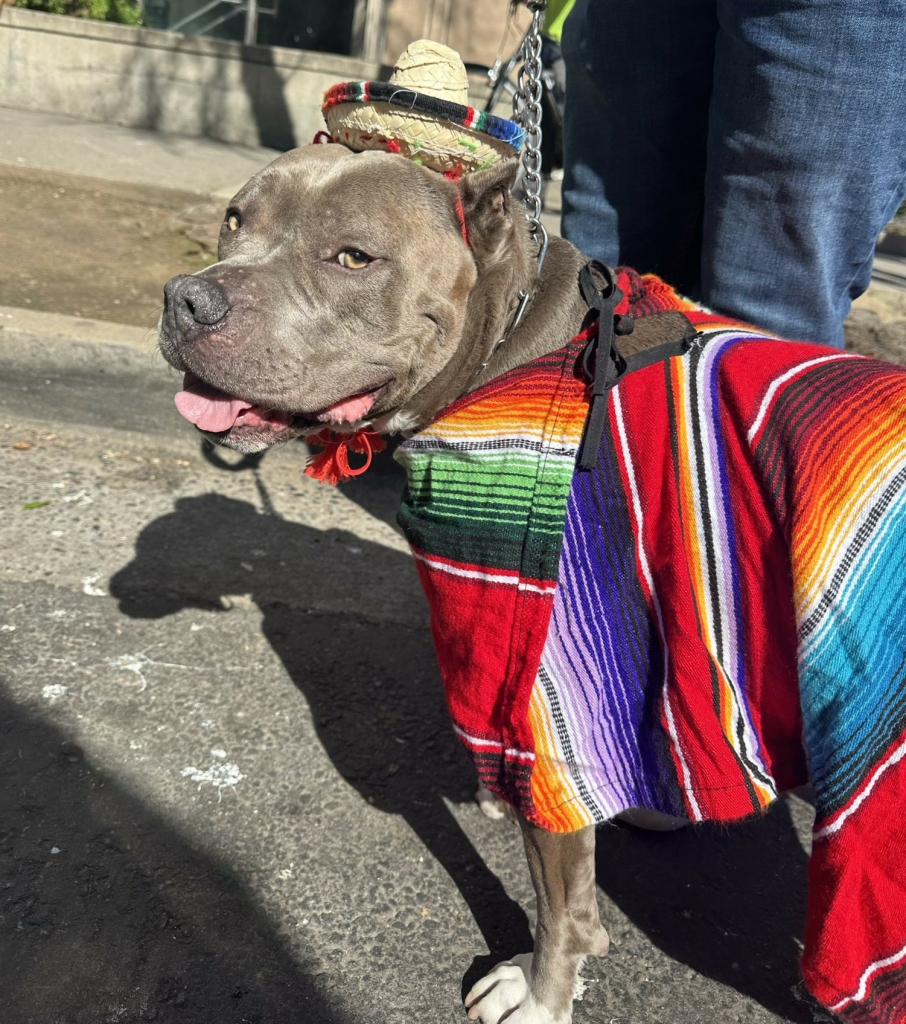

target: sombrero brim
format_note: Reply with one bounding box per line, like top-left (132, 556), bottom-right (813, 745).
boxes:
top-left (322, 81), bottom-right (524, 175)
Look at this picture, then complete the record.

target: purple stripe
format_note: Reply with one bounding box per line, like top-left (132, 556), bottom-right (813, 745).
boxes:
top-left (701, 335), bottom-right (765, 759)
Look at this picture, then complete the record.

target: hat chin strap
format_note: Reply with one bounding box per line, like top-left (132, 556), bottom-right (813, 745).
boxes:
top-left (454, 195), bottom-right (470, 247)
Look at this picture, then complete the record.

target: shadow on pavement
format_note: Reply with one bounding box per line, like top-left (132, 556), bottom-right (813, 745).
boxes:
top-left (597, 801), bottom-right (812, 1023)
top-left (110, 487), bottom-right (816, 1021)
top-left (0, 686), bottom-right (343, 1024)
top-left (110, 492), bottom-right (533, 958)
top-left (197, 435), bottom-right (407, 530)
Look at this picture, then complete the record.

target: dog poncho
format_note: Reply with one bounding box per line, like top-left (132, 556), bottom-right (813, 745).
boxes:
top-left (395, 269), bottom-right (906, 1023)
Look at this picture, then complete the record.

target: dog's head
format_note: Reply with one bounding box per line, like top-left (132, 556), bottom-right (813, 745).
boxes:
top-left (159, 144), bottom-right (524, 452)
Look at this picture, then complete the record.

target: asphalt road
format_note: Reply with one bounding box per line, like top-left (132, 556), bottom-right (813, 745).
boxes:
top-left (0, 321), bottom-right (836, 1024)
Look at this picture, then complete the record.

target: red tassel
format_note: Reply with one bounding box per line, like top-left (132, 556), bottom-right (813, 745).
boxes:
top-left (312, 131), bottom-right (335, 145)
top-left (304, 428), bottom-right (387, 485)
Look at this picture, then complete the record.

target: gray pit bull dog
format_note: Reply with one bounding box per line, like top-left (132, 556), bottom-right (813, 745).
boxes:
top-left (159, 143), bottom-right (681, 1024)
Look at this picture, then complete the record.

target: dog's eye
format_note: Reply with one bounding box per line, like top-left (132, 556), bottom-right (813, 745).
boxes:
top-left (337, 249), bottom-right (372, 270)
top-left (226, 212), bottom-right (242, 231)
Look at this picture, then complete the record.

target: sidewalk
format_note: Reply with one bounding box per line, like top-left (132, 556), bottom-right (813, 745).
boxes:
top-left (0, 106), bottom-right (280, 199)
top-left (0, 107), bottom-right (282, 328)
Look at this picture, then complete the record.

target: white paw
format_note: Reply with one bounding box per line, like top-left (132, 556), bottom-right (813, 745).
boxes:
top-left (475, 783), bottom-right (516, 822)
top-left (465, 954), bottom-right (561, 1024)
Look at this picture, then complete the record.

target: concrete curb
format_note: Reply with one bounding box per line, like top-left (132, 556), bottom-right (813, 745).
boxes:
top-left (0, 304), bottom-right (185, 437)
top-left (0, 305), bottom-right (156, 355)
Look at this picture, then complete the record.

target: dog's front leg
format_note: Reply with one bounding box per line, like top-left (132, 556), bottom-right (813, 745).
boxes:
top-left (465, 816), bottom-right (608, 1024)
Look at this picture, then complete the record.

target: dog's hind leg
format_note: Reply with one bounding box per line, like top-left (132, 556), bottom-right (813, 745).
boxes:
top-left (465, 816), bottom-right (607, 1024)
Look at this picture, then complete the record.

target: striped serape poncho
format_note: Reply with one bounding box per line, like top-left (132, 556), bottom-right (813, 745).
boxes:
top-left (394, 269), bottom-right (906, 1022)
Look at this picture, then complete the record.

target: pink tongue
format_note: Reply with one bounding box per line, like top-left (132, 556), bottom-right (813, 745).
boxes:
top-left (175, 381), bottom-right (252, 432)
top-left (174, 378), bottom-right (292, 433)
top-left (318, 390), bottom-right (377, 425)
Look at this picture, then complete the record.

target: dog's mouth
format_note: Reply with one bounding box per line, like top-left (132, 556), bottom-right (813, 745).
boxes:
top-left (173, 373), bottom-right (392, 439)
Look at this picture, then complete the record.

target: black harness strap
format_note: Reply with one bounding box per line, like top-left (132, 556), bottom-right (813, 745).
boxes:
top-left (577, 261), bottom-right (634, 471)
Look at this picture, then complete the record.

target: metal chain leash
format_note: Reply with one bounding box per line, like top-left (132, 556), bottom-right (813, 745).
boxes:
top-left (478, 0), bottom-right (550, 372)
top-left (515, 0), bottom-right (549, 266)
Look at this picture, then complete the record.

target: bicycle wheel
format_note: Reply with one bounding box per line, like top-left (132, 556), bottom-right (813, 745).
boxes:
top-left (464, 63), bottom-right (519, 121)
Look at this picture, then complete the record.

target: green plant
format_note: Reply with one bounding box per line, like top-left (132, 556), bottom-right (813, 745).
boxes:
top-left (18, 0), bottom-right (143, 26)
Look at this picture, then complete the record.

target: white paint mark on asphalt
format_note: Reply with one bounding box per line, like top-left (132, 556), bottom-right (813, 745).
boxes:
top-left (82, 574), bottom-right (106, 597)
top-left (42, 684), bottom-right (68, 702)
top-left (210, 748), bottom-right (227, 759)
top-left (181, 760), bottom-right (245, 801)
top-left (0, 624), bottom-right (15, 632)
top-left (189, 622), bottom-right (203, 632)
top-left (104, 648), bottom-right (189, 692)
top-left (62, 489), bottom-right (93, 505)
top-left (50, 847), bottom-right (61, 855)
top-left (51, 530), bottom-right (64, 538)
top-left (47, 609), bottom-right (77, 621)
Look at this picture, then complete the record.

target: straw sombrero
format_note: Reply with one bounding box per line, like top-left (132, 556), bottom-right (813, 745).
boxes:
top-left (322, 40), bottom-right (524, 175)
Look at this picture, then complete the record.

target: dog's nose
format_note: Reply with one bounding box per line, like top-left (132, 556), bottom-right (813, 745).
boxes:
top-left (164, 275), bottom-right (230, 332)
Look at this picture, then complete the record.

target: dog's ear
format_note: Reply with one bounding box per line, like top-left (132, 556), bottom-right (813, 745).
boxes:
top-left (458, 161), bottom-right (520, 257)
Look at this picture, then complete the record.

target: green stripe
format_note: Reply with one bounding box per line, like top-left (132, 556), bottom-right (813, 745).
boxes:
top-left (395, 340), bottom-right (583, 580)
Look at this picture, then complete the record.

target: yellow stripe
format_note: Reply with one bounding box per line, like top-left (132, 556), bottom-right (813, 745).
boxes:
top-left (527, 684), bottom-right (592, 831)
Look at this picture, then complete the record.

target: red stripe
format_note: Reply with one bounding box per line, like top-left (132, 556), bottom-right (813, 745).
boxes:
top-left (803, 732), bottom-right (906, 1016)
top-left (455, 194), bottom-right (470, 247)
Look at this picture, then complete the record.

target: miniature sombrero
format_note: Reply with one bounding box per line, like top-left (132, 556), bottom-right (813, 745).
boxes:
top-left (322, 39), bottom-right (524, 175)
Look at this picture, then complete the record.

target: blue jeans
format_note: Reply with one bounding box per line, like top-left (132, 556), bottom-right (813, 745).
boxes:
top-left (560, 0), bottom-right (906, 347)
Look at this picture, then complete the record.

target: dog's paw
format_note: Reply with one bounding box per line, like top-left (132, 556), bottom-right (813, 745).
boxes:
top-left (465, 954), bottom-right (531, 1022)
top-left (475, 783), bottom-right (517, 822)
top-left (464, 954), bottom-right (563, 1024)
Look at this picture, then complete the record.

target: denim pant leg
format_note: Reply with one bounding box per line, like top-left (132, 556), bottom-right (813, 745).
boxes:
top-left (560, 0), bottom-right (718, 296)
top-left (703, 0), bottom-right (906, 346)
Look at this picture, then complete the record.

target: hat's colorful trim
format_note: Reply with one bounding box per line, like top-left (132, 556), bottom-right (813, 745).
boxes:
top-left (323, 81), bottom-right (525, 150)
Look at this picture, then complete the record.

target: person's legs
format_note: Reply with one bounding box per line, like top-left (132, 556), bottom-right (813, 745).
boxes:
top-left (703, 0), bottom-right (906, 347)
top-left (560, 0), bottom-right (718, 295)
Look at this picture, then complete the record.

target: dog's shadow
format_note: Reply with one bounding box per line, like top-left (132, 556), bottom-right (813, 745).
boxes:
top-left (595, 802), bottom-right (815, 1022)
top-left (112, 476), bottom-right (815, 1021)
top-left (109, 486), bottom-right (533, 957)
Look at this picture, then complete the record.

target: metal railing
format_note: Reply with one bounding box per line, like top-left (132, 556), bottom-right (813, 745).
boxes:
top-left (167, 0), bottom-right (277, 45)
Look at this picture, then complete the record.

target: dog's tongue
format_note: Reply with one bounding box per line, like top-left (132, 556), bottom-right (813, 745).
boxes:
top-left (174, 375), bottom-right (377, 432)
top-left (318, 390), bottom-right (377, 425)
top-left (175, 379), bottom-right (252, 432)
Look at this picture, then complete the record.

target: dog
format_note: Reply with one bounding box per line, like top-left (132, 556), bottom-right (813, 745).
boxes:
top-left (159, 144), bottom-right (906, 1024)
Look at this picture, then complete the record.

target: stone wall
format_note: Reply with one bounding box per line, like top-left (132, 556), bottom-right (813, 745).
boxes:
top-left (0, 7), bottom-right (379, 149)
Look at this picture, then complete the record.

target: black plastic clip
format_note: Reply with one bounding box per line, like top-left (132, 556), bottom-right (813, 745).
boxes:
top-left (577, 261), bottom-right (629, 471)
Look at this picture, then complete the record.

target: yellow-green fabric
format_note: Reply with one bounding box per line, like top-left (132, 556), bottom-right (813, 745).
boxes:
top-left (541, 0), bottom-right (574, 43)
